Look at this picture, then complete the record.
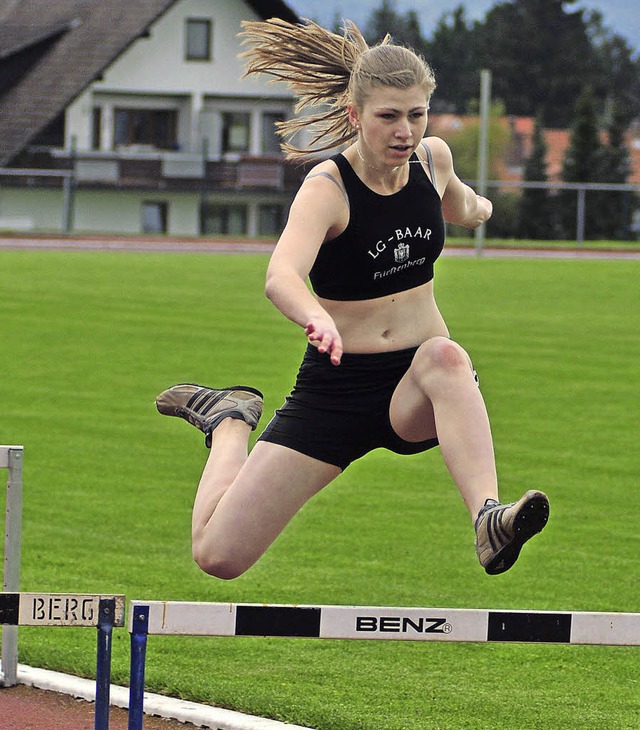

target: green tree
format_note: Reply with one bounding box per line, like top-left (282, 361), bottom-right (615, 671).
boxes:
top-left (329, 10), bottom-right (344, 35)
top-left (586, 10), bottom-right (640, 130)
top-left (399, 0), bottom-right (639, 132)
top-left (402, 10), bottom-right (424, 51)
top-left (423, 6), bottom-right (481, 114)
top-left (442, 103), bottom-right (509, 181)
top-left (364, 0), bottom-right (426, 49)
top-left (477, 0), bottom-right (597, 128)
top-left (518, 115), bottom-right (555, 239)
top-left (558, 86), bottom-right (602, 239)
top-left (597, 100), bottom-right (634, 240)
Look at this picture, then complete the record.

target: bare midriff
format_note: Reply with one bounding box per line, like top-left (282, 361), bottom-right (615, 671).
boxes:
top-left (318, 281), bottom-right (449, 353)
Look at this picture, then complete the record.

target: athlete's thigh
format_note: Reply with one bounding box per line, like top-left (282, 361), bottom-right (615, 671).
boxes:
top-left (388, 365), bottom-right (438, 444)
top-left (389, 337), bottom-right (476, 443)
top-left (212, 441), bottom-right (341, 555)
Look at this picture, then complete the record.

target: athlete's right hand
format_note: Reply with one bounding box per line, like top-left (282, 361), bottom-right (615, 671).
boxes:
top-left (305, 317), bottom-right (343, 366)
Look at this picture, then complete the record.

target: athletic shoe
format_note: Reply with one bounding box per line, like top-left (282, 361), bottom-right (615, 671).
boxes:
top-left (475, 490), bottom-right (549, 575)
top-left (156, 383), bottom-right (263, 447)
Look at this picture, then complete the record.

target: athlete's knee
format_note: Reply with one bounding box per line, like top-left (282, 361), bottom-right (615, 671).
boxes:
top-left (414, 336), bottom-right (470, 376)
top-left (192, 543), bottom-right (248, 580)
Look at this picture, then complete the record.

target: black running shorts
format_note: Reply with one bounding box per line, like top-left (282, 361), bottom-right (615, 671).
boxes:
top-left (257, 344), bottom-right (439, 470)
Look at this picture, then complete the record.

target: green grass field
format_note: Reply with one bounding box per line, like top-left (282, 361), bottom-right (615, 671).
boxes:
top-left (0, 249), bottom-right (638, 729)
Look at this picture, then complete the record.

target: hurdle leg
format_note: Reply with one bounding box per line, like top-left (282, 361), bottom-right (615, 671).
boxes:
top-left (128, 605), bottom-right (150, 730)
top-left (1, 446), bottom-right (23, 688)
top-left (95, 598), bottom-right (116, 730)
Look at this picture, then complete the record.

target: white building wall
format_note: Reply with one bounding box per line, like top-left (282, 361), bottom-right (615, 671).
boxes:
top-left (65, 88), bottom-right (93, 151)
top-left (0, 187), bottom-right (199, 235)
top-left (91, 0), bottom-right (281, 98)
top-left (0, 186), bottom-right (290, 237)
top-left (73, 191), bottom-right (200, 235)
top-left (0, 189), bottom-right (64, 231)
top-left (65, 0), bottom-right (293, 155)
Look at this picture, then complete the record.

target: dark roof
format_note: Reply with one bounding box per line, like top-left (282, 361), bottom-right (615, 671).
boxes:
top-left (245, 0), bottom-right (298, 24)
top-left (0, 19), bottom-right (72, 60)
top-left (0, 0), bottom-right (299, 166)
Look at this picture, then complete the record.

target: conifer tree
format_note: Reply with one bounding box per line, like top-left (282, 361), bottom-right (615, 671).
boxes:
top-left (364, 2), bottom-right (429, 60)
top-left (518, 115), bottom-right (555, 239)
top-left (423, 6), bottom-right (479, 114)
top-left (597, 100), bottom-right (634, 239)
top-left (559, 86), bottom-right (601, 239)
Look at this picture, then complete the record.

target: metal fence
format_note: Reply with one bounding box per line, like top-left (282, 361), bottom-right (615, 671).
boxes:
top-left (1, 168), bottom-right (639, 246)
top-left (481, 179), bottom-right (640, 247)
top-left (0, 168), bottom-right (75, 232)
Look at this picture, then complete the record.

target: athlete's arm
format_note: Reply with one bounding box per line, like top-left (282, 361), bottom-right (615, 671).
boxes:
top-left (265, 170), bottom-right (347, 365)
top-left (426, 136), bottom-right (493, 229)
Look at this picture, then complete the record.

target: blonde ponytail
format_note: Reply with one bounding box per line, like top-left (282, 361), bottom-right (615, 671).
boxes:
top-left (239, 18), bottom-right (435, 161)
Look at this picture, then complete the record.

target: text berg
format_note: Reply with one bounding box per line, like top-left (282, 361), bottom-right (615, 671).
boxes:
top-left (31, 596), bottom-right (95, 622)
top-left (355, 615), bottom-right (449, 634)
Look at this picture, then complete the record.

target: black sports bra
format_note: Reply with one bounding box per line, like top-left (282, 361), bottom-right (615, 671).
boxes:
top-left (308, 144), bottom-right (446, 301)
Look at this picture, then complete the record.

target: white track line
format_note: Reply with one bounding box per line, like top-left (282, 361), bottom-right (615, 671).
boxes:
top-left (15, 664), bottom-right (312, 730)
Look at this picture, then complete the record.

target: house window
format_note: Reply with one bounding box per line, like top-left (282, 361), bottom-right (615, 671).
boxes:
top-left (92, 108), bottom-right (102, 149)
top-left (222, 112), bottom-right (250, 154)
top-left (114, 109), bottom-right (178, 150)
top-left (186, 18), bottom-right (212, 61)
top-left (201, 204), bottom-right (247, 235)
top-left (142, 202), bottom-right (168, 234)
top-left (258, 204), bottom-right (284, 236)
top-left (262, 112), bottom-right (285, 155)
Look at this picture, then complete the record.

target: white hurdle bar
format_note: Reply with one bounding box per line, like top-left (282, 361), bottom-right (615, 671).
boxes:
top-left (1, 592), bottom-right (126, 730)
top-left (1, 445), bottom-right (23, 688)
top-left (127, 600), bottom-right (640, 729)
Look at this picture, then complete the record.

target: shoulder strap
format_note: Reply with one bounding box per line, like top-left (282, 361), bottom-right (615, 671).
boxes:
top-left (419, 140), bottom-right (437, 189)
top-left (305, 170), bottom-right (348, 205)
top-left (331, 152), bottom-right (357, 181)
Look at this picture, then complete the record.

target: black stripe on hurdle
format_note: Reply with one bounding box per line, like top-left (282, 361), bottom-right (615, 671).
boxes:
top-left (488, 611), bottom-right (572, 643)
top-left (0, 593), bottom-right (20, 625)
top-left (235, 606), bottom-right (321, 637)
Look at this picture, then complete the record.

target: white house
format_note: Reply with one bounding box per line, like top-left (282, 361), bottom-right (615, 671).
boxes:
top-left (0, 0), bottom-right (305, 236)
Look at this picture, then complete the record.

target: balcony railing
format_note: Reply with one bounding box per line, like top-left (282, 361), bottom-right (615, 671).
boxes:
top-left (13, 147), bottom-right (305, 191)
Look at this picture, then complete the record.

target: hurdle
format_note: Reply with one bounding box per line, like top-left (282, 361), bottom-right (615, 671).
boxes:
top-left (0, 592), bottom-right (125, 729)
top-left (1, 445), bottom-right (23, 687)
top-left (127, 600), bottom-right (640, 729)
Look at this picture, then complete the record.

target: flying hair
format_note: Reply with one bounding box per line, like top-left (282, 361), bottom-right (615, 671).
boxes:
top-left (238, 18), bottom-right (436, 161)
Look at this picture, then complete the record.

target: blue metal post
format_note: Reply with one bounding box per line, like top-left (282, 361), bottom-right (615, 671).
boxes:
top-left (128, 605), bottom-right (149, 730)
top-left (95, 598), bottom-right (115, 730)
